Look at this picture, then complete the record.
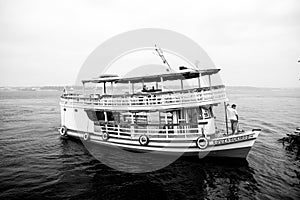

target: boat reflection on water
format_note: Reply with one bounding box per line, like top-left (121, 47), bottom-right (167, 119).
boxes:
top-left (57, 137), bottom-right (258, 199)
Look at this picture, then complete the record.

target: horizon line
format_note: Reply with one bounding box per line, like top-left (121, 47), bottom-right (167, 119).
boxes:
top-left (0, 84), bottom-right (300, 89)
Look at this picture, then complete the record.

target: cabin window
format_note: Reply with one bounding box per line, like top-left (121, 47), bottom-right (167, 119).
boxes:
top-left (85, 110), bottom-right (105, 121)
top-left (106, 111), bottom-right (114, 122)
top-left (134, 112), bottom-right (148, 124)
top-left (177, 109), bottom-right (187, 124)
top-left (96, 111), bottom-right (105, 121)
top-left (199, 106), bottom-right (212, 119)
top-left (186, 108), bottom-right (198, 123)
top-left (148, 111), bottom-right (160, 124)
top-left (113, 112), bottom-right (120, 123)
top-left (159, 112), bottom-right (173, 124)
top-left (119, 112), bottom-right (132, 124)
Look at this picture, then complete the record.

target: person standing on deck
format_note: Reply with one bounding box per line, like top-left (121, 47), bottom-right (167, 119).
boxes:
top-left (227, 104), bottom-right (239, 134)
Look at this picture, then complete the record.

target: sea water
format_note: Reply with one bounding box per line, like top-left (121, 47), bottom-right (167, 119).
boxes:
top-left (0, 87), bottom-right (299, 200)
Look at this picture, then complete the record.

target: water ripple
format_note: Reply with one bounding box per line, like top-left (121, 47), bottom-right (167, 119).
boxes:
top-left (0, 89), bottom-right (299, 200)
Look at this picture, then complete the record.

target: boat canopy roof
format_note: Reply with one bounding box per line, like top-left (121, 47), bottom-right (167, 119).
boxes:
top-left (82, 74), bottom-right (120, 84)
top-left (82, 69), bottom-right (220, 84)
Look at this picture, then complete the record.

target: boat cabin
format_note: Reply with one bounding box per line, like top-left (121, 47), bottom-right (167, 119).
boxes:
top-left (72, 68), bottom-right (226, 137)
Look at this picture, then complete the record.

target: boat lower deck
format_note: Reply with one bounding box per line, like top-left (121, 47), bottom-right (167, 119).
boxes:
top-left (60, 128), bottom-right (260, 159)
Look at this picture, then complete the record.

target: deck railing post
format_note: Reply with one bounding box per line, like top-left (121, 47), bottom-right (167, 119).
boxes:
top-left (180, 93), bottom-right (183, 104)
top-left (131, 125), bottom-right (134, 139)
top-left (160, 77), bottom-right (164, 92)
top-left (166, 126), bottom-right (168, 138)
top-left (131, 83), bottom-right (134, 94)
top-left (198, 73), bottom-right (201, 88)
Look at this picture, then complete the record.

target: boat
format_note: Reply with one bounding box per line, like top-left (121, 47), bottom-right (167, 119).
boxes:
top-left (59, 66), bottom-right (261, 159)
top-left (278, 127), bottom-right (300, 145)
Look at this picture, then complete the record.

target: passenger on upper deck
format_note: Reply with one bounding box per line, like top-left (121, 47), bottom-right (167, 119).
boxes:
top-left (142, 85), bottom-right (162, 93)
top-left (142, 85), bottom-right (148, 92)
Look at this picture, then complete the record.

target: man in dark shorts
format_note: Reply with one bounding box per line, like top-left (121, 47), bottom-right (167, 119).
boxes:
top-left (227, 104), bottom-right (239, 134)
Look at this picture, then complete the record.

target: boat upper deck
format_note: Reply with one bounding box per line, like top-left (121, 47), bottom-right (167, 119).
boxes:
top-left (61, 85), bottom-right (227, 111)
top-left (61, 68), bottom-right (227, 111)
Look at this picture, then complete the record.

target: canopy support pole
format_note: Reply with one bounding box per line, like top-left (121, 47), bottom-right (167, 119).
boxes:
top-left (128, 81), bottom-right (131, 94)
top-left (208, 75), bottom-right (212, 89)
top-left (198, 73), bottom-right (201, 88)
top-left (224, 102), bottom-right (229, 135)
top-left (83, 83), bottom-right (85, 96)
top-left (103, 82), bottom-right (106, 94)
top-left (160, 77), bottom-right (164, 91)
top-left (180, 79), bottom-right (184, 90)
top-left (132, 83), bottom-right (134, 94)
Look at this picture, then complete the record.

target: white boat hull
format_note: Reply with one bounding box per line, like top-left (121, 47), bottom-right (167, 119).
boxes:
top-left (62, 128), bottom-right (259, 159)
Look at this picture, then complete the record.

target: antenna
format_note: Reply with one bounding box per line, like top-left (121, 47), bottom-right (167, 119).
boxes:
top-left (194, 60), bottom-right (200, 70)
top-left (154, 44), bottom-right (172, 71)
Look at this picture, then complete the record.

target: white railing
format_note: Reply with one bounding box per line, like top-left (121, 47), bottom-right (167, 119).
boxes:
top-left (94, 123), bottom-right (205, 140)
top-left (61, 85), bottom-right (226, 108)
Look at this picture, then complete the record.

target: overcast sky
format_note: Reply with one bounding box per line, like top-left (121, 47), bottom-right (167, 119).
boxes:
top-left (0, 0), bottom-right (299, 88)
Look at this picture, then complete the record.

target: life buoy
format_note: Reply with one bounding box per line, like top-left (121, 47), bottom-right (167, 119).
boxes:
top-left (59, 126), bottom-right (67, 136)
top-left (139, 135), bottom-right (149, 146)
top-left (196, 137), bottom-right (208, 149)
top-left (102, 132), bottom-right (109, 141)
top-left (83, 133), bottom-right (89, 141)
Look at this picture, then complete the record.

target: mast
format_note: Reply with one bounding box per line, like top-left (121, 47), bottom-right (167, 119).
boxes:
top-left (155, 45), bottom-right (172, 71)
